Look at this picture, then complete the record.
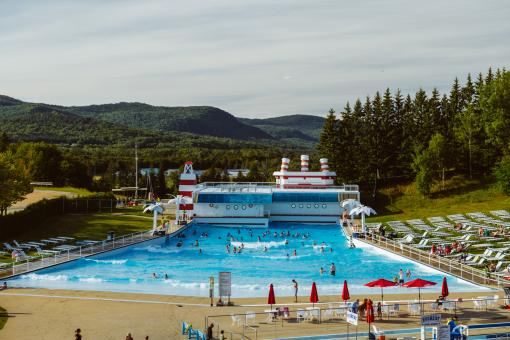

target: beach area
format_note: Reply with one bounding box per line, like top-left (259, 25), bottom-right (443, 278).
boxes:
top-left (0, 288), bottom-right (508, 340)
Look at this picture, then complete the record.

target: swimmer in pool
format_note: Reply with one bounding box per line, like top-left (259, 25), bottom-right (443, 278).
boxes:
top-left (164, 273), bottom-right (169, 279)
top-left (195, 240), bottom-right (199, 247)
top-left (293, 249), bottom-right (297, 256)
top-left (152, 273), bottom-right (158, 279)
top-left (320, 267), bottom-right (324, 275)
top-left (264, 246), bottom-right (268, 252)
top-left (320, 246), bottom-right (324, 253)
top-left (199, 248), bottom-right (202, 254)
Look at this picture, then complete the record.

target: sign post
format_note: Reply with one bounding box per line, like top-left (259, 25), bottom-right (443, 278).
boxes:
top-left (346, 311), bottom-right (358, 340)
top-left (421, 314), bottom-right (441, 340)
top-left (209, 276), bottom-right (214, 307)
top-left (218, 272), bottom-right (232, 306)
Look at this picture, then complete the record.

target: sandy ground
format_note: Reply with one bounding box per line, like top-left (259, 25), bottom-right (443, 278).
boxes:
top-left (0, 288), bottom-right (507, 340)
top-left (6, 189), bottom-right (77, 214)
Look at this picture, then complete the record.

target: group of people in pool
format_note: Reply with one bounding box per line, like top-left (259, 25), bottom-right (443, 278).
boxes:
top-left (180, 227), bottom-right (337, 261)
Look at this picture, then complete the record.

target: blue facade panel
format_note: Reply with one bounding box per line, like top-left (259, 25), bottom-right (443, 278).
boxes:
top-left (272, 192), bottom-right (339, 202)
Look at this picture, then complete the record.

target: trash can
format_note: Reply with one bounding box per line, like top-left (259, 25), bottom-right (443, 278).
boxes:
top-left (107, 231), bottom-right (115, 241)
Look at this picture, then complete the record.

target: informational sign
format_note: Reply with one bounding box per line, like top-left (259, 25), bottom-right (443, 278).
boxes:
top-left (421, 313), bottom-right (441, 326)
top-left (437, 325), bottom-right (450, 340)
top-left (346, 311), bottom-right (358, 326)
top-left (219, 272), bottom-right (231, 297)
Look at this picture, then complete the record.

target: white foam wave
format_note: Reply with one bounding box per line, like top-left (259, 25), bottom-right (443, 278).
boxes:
top-left (85, 259), bottom-right (127, 265)
top-left (135, 245), bottom-right (180, 254)
top-left (21, 273), bottom-right (69, 281)
top-left (251, 253), bottom-right (313, 260)
top-left (231, 240), bottom-right (287, 249)
top-left (162, 279), bottom-right (208, 290)
top-left (78, 277), bottom-right (103, 283)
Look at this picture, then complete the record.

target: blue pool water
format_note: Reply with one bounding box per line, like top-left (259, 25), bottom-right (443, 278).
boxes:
top-left (8, 223), bottom-right (489, 297)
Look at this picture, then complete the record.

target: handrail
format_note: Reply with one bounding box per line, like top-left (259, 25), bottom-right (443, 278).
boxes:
top-left (358, 233), bottom-right (507, 287)
top-left (0, 228), bottom-right (161, 278)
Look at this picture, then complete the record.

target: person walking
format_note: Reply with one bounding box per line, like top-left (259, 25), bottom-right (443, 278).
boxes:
top-left (75, 329), bottom-right (82, 340)
top-left (292, 279), bottom-right (298, 302)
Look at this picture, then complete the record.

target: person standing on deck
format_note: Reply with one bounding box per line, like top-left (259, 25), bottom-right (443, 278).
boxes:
top-left (398, 269), bottom-right (404, 286)
top-left (292, 279), bottom-right (298, 302)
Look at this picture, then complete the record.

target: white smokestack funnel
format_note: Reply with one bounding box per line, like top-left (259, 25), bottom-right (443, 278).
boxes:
top-left (280, 158), bottom-right (290, 172)
top-left (300, 155), bottom-right (309, 172)
top-left (320, 158), bottom-right (329, 172)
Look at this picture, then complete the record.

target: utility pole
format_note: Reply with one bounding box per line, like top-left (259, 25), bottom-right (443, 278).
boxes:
top-left (135, 143), bottom-right (139, 198)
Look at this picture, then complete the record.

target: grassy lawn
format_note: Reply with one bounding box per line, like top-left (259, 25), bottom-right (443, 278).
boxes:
top-left (0, 306), bottom-right (7, 330)
top-left (0, 207), bottom-right (176, 263)
top-left (367, 177), bottom-right (510, 223)
top-left (33, 186), bottom-right (93, 196)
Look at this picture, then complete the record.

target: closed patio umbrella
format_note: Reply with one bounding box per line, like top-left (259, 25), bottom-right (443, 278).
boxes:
top-left (268, 283), bottom-right (276, 309)
top-left (310, 282), bottom-right (319, 307)
top-left (342, 280), bottom-right (350, 302)
top-left (441, 277), bottom-right (449, 298)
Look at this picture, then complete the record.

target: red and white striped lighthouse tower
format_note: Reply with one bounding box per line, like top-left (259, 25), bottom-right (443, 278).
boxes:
top-left (178, 161), bottom-right (196, 213)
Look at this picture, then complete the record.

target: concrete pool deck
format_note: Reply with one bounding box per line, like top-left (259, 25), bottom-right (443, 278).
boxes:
top-left (0, 288), bottom-right (508, 340)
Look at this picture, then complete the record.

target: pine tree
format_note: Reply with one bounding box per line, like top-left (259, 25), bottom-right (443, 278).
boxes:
top-left (317, 108), bottom-right (339, 178)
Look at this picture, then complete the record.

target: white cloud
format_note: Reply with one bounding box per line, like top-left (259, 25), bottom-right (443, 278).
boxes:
top-left (0, 0), bottom-right (508, 117)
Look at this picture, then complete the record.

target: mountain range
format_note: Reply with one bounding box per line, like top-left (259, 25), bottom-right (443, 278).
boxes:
top-left (0, 95), bottom-right (325, 149)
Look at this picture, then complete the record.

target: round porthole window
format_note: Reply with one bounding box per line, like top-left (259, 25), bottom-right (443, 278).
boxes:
top-left (307, 204), bottom-right (312, 209)
top-left (299, 204), bottom-right (304, 208)
top-left (242, 205), bottom-right (246, 210)
top-left (234, 205), bottom-right (239, 210)
top-left (314, 204), bottom-right (319, 209)
top-left (226, 205), bottom-right (230, 210)
top-left (291, 204), bottom-right (296, 208)
top-left (322, 204), bottom-right (327, 209)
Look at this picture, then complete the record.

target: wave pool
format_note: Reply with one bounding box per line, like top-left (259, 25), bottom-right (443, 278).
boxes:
top-left (7, 223), bottom-right (490, 297)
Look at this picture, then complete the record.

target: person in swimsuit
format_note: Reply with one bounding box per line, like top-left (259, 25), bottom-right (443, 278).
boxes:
top-left (292, 279), bottom-right (298, 302)
top-left (330, 263), bottom-right (336, 276)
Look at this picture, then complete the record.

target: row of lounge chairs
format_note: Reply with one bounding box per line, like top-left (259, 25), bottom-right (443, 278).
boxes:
top-left (382, 210), bottom-right (510, 272)
top-left (2, 237), bottom-right (102, 263)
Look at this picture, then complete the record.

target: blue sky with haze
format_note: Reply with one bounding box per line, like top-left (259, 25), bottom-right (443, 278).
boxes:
top-left (1, 0), bottom-right (509, 117)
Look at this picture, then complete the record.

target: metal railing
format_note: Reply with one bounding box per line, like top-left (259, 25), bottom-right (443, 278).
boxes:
top-left (359, 233), bottom-right (507, 287)
top-left (0, 229), bottom-right (157, 278)
top-left (204, 296), bottom-right (508, 340)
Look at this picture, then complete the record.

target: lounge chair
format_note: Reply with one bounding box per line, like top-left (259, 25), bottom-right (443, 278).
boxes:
top-left (231, 314), bottom-right (242, 327)
top-left (244, 311), bottom-right (256, 325)
top-left (40, 239), bottom-right (59, 244)
top-left (35, 246), bottom-right (60, 256)
top-left (13, 249), bottom-right (35, 262)
top-left (296, 309), bottom-right (306, 322)
top-left (3, 243), bottom-right (15, 252)
top-left (13, 240), bottom-right (33, 250)
top-left (372, 325), bottom-right (384, 336)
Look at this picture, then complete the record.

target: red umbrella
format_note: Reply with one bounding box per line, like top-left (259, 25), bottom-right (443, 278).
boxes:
top-left (268, 283), bottom-right (276, 308)
top-left (403, 278), bottom-right (436, 302)
top-left (441, 277), bottom-right (449, 298)
top-left (364, 278), bottom-right (396, 302)
top-left (341, 280), bottom-right (350, 302)
top-left (310, 282), bottom-right (319, 307)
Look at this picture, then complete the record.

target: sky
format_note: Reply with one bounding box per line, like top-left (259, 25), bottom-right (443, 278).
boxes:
top-left (0, 0), bottom-right (509, 118)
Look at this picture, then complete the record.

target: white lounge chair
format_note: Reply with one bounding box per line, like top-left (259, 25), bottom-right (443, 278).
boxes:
top-left (231, 314), bottom-right (242, 327)
top-left (244, 311), bottom-right (256, 325)
top-left (296, 309), bottom-right (306, 322)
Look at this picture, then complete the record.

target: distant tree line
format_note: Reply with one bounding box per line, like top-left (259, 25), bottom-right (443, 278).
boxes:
top-left (317, 67), bottom-right (510, 196)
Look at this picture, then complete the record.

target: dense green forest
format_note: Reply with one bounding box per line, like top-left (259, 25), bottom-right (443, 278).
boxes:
top-left (316, 67), bottom-right (510, 196)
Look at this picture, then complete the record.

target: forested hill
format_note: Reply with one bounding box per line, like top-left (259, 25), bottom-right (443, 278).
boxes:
top-left (0, 96), bottom-right (322, 148)
top-left (66, 103), bottom-right (272, 140)
top-left (240, 114), bottom-right (325, 141)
